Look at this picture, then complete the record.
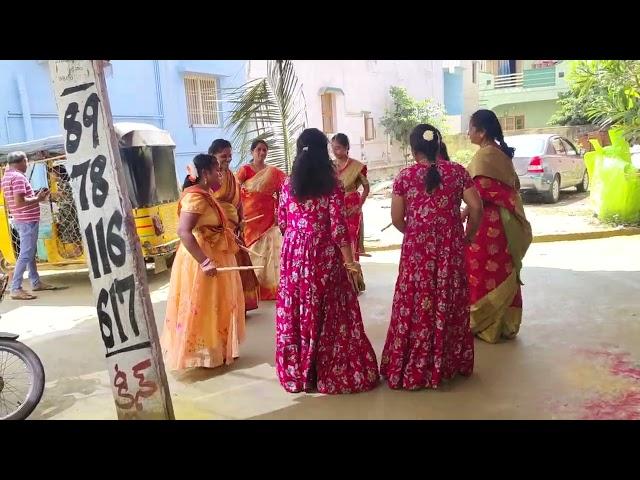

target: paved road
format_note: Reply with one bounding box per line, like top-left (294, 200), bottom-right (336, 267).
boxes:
top-left (363, 188), bottom-right (610, 249)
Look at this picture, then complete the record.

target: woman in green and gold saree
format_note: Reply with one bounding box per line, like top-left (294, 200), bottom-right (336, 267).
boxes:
top-left (463, 110), bottom-right (532, 343)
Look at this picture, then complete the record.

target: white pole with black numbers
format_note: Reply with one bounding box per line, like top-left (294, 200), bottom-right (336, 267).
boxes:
top-left (48, 60), bottom-right (174, 420)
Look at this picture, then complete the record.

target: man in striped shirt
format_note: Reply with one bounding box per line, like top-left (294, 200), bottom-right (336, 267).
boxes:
top-left (2, 151), bottom-right (58, 300)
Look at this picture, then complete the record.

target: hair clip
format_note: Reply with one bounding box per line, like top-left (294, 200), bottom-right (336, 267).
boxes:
top-left (423, 130), bottom-right (434, 141)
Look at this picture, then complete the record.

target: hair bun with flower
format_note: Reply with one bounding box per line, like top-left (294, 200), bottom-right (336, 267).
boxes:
top-left (423, 130), bottom-right (435, 142)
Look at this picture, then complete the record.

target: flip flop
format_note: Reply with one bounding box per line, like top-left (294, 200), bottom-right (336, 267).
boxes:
top-left (10, 291), bottom-right (37, 300)
top-left (32, 284), bottom-right (69, 292)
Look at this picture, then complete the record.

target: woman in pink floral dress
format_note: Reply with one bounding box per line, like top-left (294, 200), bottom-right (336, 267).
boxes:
top-left (380, 124), bottom-right (484, 390)
top-left (276, 128), bottom-right (380, 394)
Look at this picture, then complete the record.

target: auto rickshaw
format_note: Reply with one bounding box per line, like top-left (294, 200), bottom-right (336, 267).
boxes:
top-left (0, 122), bottom-right (181, 274)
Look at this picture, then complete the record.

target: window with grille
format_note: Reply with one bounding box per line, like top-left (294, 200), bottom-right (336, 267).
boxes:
top-left (184, 75), bottom-right (220, 127)
top-left (321, 93), bottom-right (336, 134)
top-left (364, 116), bottom-right (375, 141)
top-left (500, 115), bottom-right (525, 132)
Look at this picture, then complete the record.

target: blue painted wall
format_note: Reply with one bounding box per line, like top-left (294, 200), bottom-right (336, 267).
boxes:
top-left (443, 66), bottom-right (463, 116)
top-left (0, 60), bottom-right (248, 181)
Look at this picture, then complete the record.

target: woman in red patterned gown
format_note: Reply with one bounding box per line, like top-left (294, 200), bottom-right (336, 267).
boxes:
top-left (380, 124), bottom-right (484, 390)
top-left (276, 128), bottom-right (379, 394)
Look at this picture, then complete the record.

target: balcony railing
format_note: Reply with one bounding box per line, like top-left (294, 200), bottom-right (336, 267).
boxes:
top-left (523, 66), bottom-right (556, 88)
top-left (494, 72), bottom-right (523, 89)
top-left (483, 66), bottom-right (558, 91)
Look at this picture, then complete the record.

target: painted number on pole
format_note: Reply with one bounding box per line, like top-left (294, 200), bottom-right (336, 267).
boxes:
top-left (49, 61), bottom-right (172, 419)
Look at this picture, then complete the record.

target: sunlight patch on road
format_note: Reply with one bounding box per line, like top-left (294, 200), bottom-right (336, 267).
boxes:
top-left (0, 306), bottom-right (96, 340)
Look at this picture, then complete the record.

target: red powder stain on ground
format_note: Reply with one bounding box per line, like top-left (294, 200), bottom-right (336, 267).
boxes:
top-left (582, 391), bottom-right (640, 420)
top-left (610, 358), bottom-right (640, 381)
top-left (574, 345), bottom-right (640, 420)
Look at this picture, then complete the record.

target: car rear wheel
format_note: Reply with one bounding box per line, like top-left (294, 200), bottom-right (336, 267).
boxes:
top-left (576, 170), bottom-right (589, 193)
top-left (544, 175), bottom-right (561, 204)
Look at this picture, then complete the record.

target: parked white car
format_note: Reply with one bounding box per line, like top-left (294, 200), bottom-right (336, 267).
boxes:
top-left (506, 134), bottom-right (589, 204)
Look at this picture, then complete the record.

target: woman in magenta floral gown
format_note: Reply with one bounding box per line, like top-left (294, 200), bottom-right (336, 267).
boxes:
top-left (380, 124), bottom-right (484, 390)
top-left (276, 128), bottom-right (379, 394)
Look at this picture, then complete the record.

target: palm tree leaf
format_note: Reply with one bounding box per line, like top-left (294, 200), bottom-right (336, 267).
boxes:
top-left (224, 60), bottom-right (307, 173)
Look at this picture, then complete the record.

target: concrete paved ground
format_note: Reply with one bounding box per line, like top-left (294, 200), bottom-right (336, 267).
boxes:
top-left (363, 189), bottom-right (621, 249)
top-left (1, 236), bottom-right (639, 420)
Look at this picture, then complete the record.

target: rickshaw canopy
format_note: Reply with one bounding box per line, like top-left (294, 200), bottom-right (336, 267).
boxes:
top-left (0, 123), bottom-right (176, 164)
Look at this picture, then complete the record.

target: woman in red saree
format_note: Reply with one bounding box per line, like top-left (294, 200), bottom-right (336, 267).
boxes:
top-left (331, 133), bottom-right (369, 292)
top-left (236, 140), bottom-right (287, 300)
top-left (208, 139), bottom-right (260, 312)
top-left (464, 110), bottom-right (533, 343)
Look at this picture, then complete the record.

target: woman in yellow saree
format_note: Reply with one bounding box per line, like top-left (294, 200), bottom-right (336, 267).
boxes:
top-left (463, 110), bottom-right (532, 343)
top-left (208, 139), bottom-right (260, 312)
top-left (331, 134), bottom-right (369, 292)
top-left (161, 154), bottom-right (245, 370)
top-left (236, 140), bottom-right (287, 300)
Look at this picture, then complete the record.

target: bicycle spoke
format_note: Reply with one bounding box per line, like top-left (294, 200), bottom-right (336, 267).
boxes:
top-left (0, 351), bottom-right (8, 376)
top-left (4, 381), bottom-right (33, 388)
top-left (1, 371), bottom-right (31, 379)
top-left (0, 391), bottom-right (10, 417)
top-left (4, 361), bottom-right (30, 376)
top-left (3, 384), bottom-right (31, 396)
top-left (4, 363), bottom-right (29, 377)
top-left (3, 354), bottom-right (24, 372)
top-left (3, 381), bottom-right (27, 395)
top-left (1, 350), bottom-right (13, 373)
top-left (2, 385), bottom-right (25, 405)
top-left (1, 354), bottom-right (14, 375)
top-left (2, 376), bottom-right (32, 386)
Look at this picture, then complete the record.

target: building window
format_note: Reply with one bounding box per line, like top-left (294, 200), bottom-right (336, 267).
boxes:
top-left (500, 115), bottom-right (525, 132)
top-left (505, 117), bottom-right (515, 131)
top-left (364, 116), bottom-right (375, 141)
top-left (321, 93), bottom-right (336, 134)
top-left (184, 75), bottom-right (220, 127)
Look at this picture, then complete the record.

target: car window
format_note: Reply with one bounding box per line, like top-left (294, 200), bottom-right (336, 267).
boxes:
top-left (550, 137), bottom-right (566, 155)
top-left (561, 138), bottom-right (577, 156)
top-left (504, 136), bottom-right (546, 157)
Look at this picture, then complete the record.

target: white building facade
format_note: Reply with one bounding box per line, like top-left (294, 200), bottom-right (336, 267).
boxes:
top-left (248, 60), bottom-right (444, 168)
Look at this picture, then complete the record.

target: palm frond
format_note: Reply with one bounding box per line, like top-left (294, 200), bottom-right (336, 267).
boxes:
top-left (224, 60), bottom-right (307, 173)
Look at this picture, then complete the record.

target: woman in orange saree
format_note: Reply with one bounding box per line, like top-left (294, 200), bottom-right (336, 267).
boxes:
top-left (236, 140), bottom-right (287, 300)
top-left (161, 154), bottom-right (245, 370)
top-left (208, 139), bottom-right (260, 312)
top-left (464, 110), bottom-right (532, 343)
top-left (331, 134), bottom-right (369, 292)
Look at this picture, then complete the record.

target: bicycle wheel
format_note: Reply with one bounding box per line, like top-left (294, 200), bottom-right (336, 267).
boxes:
top-left (0, 340), bottom-right (45, 420)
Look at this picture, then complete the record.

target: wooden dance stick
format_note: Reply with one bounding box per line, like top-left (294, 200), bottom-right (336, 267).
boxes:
top-left (232, 232), bottom-right (266, 258)
top-left (357, 252), bottom-right (372, 257)
top-left (216, 266), bottom-right (265, 272)
top-left (238, 243), bottom-right (266, 258)
top-left (381, 222), bottom-right (393, 232)
top-left (243, 214), bottom-right (265, 224)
